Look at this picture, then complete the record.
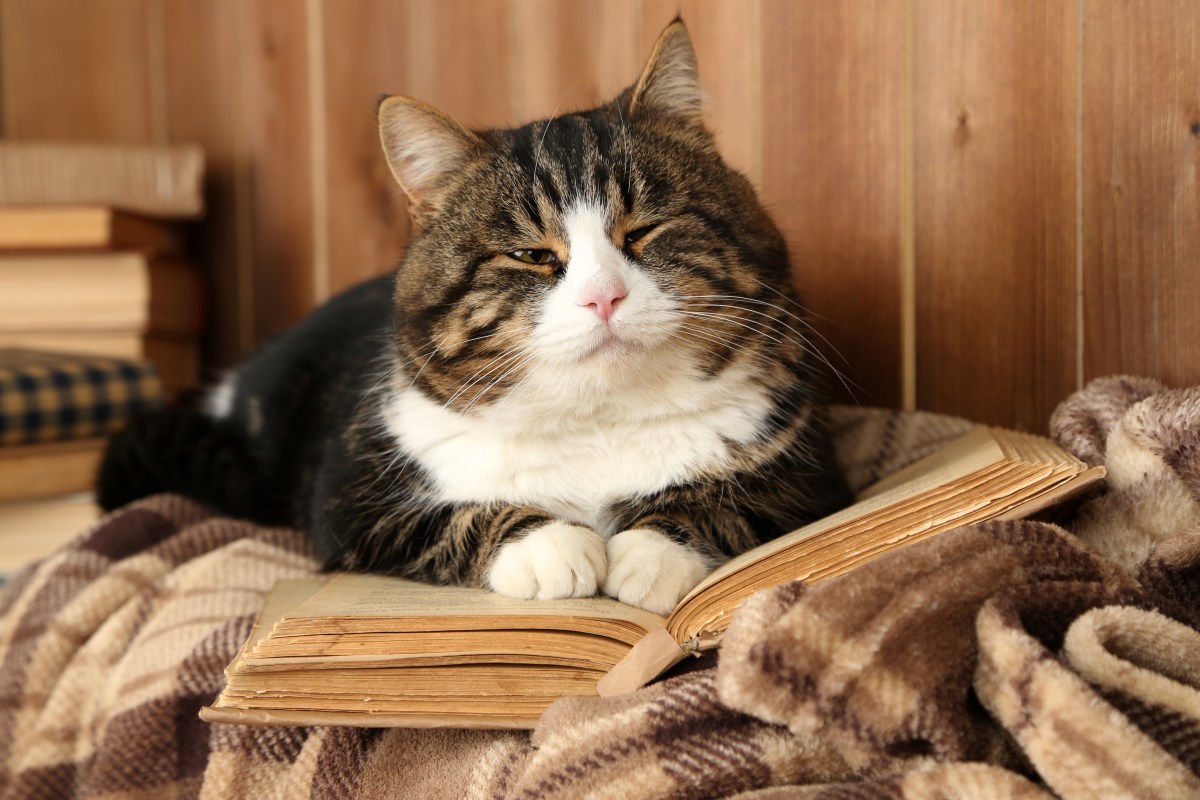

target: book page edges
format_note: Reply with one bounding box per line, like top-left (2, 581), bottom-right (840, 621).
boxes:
top-left (226, 578), bottom-right (328, 676)
top-left (856, 426), bottom-right (1004, 499)
top-left (993, 464), bottom-right (1105, 521)
top-left (212, 434), bottom-right (1103, 711)
top-left (288, 572), bottom-right (665, 632)
top-left (199, 704), bottom-right (539, 730)
top-left (668, 427), bottom-right (1006, 620)
top-left (659, 432), bottom-right (1103, 664)
top-left (595, 627), bottom-right (689, 697)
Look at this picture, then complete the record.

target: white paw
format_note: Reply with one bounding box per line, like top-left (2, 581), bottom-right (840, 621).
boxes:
top-left (487, 521), bottom-right (607, 601)
top-left (602, 528), bottom-right (711, 615)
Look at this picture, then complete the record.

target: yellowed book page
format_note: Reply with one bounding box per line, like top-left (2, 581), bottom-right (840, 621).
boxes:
top-left (277, 574), bottom-right (666, 638)
top-left (247, 628), bottom-right (633, 668)
top-left (213, 578), bottom-right (600, 730)
top-left (856, 426), bottom-right (1005, 499)
top-left (994, 465), bottom-right (1105, 521)
top-left (672, 427), bottom-right (1006, 616)
top-left (667, 466), bottom-right (1066, 641)
top-left (749, 462), bottom-right (1098, 588)
top-left (229, 578), bottom-right (328, 675)
top-left (243, 642), bottom-right (614, 671)
top-left (666, 429), bottom-right (1091, 642)
top-left (666, 464), bottom-right (1102, 646)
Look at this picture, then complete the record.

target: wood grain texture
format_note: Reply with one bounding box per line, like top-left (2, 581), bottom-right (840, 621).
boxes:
top-left (642, 0), bottom-right (763, 187)
top-left (162, 0), bottom-right (253, 367)
top-left (321, 0), bottom-right (410, 297)
top-left (402, 0), bottom-right (511, 129)
top-left (913, 0), bottom-right (1080, 432)
top-left (510, 0), bottom-right (640, 123)
top-left (759, 0), bottom-right (905, 409)
top-left (236, 0), bottom-right (316, 341)
top-left (1082, 0), bottom-right (1200, 388)
top-left (0, 0), bottom-right (158, 143)
top-left (3, 1), bottom-right (1199, 428)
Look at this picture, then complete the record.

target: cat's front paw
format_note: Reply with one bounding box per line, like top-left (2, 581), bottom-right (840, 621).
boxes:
top-left (487, 521), bottom-right (607, 601)
top-left (602, 528), bottom-right (711, 615)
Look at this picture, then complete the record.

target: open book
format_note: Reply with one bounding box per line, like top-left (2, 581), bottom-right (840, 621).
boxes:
top-left (201, 427), bottom-right (1104, 729)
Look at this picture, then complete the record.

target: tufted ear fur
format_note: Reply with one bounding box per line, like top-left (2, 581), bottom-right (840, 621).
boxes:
top-left (378, 95), bottom-right (485, 222)
top-left (628, 19), bottom-right (704, 124)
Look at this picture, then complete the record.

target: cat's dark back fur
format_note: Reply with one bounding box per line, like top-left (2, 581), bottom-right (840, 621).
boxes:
top-left (99, 20), bottom-right (850, 615)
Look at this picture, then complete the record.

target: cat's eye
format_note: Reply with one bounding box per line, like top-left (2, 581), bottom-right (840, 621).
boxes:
top-left (624, 225), bottom-right (657, 248)
top-left (508, 249), bottom-right (558, 266)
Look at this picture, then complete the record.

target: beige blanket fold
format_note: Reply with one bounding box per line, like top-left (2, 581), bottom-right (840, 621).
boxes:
top-left (2, 376), bottom-right (1198, 799)
top-left (716, 520), bottom-right (1137, 775)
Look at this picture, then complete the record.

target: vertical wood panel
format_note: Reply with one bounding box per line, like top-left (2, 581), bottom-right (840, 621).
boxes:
top-left (402, 0), bottom-right (511, 129)
top-left (5, 1), bottom-right (1199, 427)
top-left (642, 0), bottom-right (762, 187)
top-left (0, 0), bottom-right (158, 143)
top-left (237, 0), bottom-right (316, 341)
top-left (913, 1), bottom-right (1079, 432)
top-left (1082, 0), bottom-right (1200, 387)
top-left (510, 0), bottom-right (641, 123)
top-left (759, 0), bottom-right (905, 409)
top-left (162, 0), bottom-right (253, 368)
top-left (321, 0), bottom-right (410, 296)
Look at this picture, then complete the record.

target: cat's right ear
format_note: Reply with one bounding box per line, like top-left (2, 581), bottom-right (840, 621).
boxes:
top-left (628, 19), bottom-right (704, 125)
top-left (378, 96), bottom-right (485, 222)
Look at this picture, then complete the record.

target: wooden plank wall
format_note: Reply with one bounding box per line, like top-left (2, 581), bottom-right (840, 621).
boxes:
top-left (1, 0), bottom-right (1197, 433)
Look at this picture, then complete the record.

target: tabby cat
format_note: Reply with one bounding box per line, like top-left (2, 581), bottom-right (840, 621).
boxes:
top-left (98, 20), bottom-right (850, 615)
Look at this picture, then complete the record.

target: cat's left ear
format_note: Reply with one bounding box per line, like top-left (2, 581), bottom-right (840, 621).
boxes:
top-left (378, 96), bottom-right (486, 222)
top-left (628, 19), bottom-right (704, 125)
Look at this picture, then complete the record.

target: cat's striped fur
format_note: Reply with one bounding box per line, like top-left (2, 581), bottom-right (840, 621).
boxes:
top-left (98, 20), bottom-right (850, 615)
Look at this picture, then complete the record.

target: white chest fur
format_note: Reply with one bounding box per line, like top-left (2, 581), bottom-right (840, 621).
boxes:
top-left (381, 360), bottom-right (771, 536)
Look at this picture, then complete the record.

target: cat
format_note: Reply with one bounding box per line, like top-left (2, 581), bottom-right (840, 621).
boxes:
top-left (98, 19), bottom-right (851, 616)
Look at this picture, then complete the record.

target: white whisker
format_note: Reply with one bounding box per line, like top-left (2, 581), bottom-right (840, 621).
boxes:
top-left (676, 294), bottom-right (859, 399)
top-left (678, 310), bottom-right (787, 346)
top-left (442, 344), bottom-right (529, 410)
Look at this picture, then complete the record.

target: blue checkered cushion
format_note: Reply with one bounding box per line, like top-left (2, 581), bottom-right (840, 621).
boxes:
top-left (0, 349), bottom-right (162, 446)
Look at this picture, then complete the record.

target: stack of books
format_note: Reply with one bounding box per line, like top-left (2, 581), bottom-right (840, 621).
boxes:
top-left (0, 142), bottom-right (206, 400)
top-left (0, 142), bottom-right (205, 577)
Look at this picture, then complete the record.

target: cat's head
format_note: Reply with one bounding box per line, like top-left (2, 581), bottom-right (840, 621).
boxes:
top-left (379, 20), bottom-right (811, 419)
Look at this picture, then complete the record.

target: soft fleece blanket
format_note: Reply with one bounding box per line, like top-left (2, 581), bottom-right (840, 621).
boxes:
top-left (2, 376), bottom-right (1198, 799)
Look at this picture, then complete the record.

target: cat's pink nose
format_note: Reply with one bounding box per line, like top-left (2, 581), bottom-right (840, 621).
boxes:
top-left (577, 282), bottom-right (628, 323)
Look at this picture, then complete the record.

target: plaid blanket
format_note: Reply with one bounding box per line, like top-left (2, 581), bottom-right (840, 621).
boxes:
top-left (2, 377), bottom-right (1198, 799)
top-left (0, 349), bottom-right (161, 446)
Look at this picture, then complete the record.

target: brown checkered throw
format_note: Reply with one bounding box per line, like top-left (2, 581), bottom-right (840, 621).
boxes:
top-left (2, 377), bottom-right (1198, 799)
